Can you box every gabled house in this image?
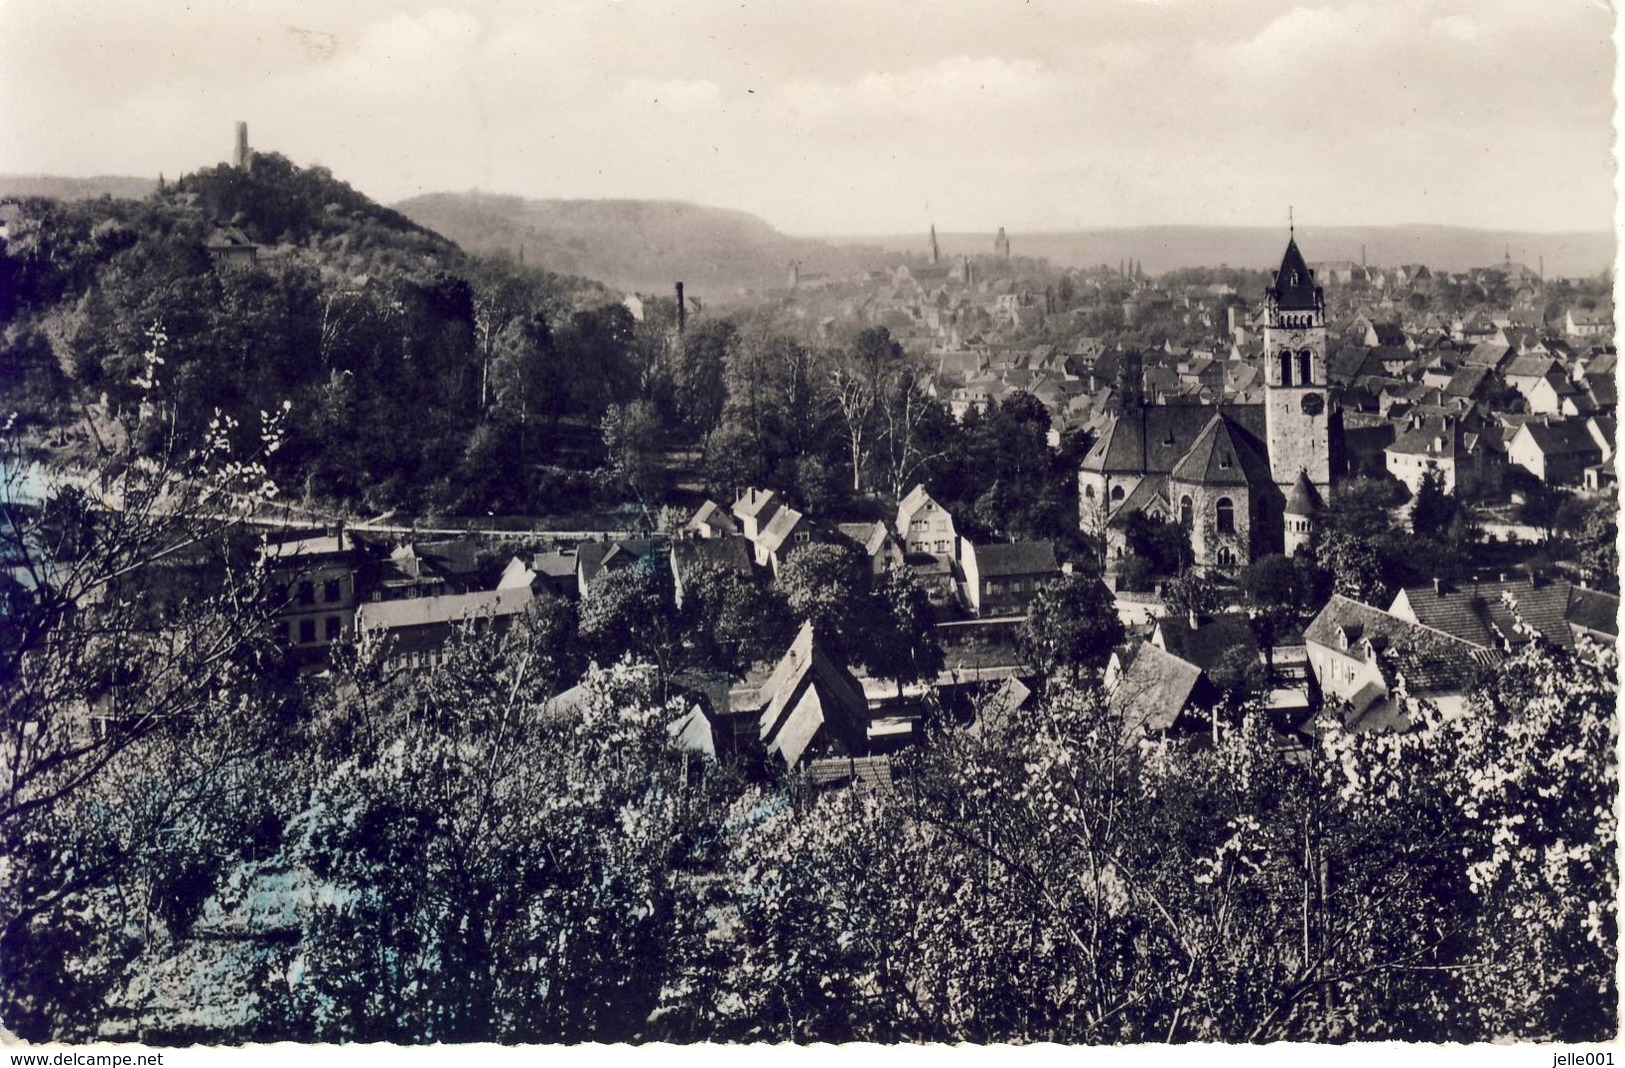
[1304,594,1497,732]
[960,539,1060,617]
[752,623,871,770]
[1390,575,1577,653]
[1506,420,1603,485]
[895,484,958,559]
[261,530,361,661]
[204,225,258,270]
[670,536,754,608]
[686,499,741,539]
[1384,414,1500,497]
[355,586,536,671]
[1565,307,1612,338]
[497,547,578,600]
[1106,641,1216,739]
[576,538,660,597]
[732,488,782,542]
[755,504,817,574]
[836,521,905,576]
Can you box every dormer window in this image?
[1289,270,1299,285]
[1219,453,1233,470]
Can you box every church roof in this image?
[1268,237,1322,312]
[1168,414,1272,487]
[1284,470,1323,515]
[1081,404,1266,476]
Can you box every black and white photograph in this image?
[0,0,1618,1055]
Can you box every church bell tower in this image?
[1263,231,1331,502]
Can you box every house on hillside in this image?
[204,225,258,270]
[755,503,816,573]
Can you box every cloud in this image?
[619,78,724,113]
[1431,14,1479,41]
[777,56,1063,121]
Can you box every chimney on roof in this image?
[1432,577,1442,596]
[675,281,686,335]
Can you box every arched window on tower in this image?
[1084,483,1095,500]
[1216,497,1235,534]
[1278,352,1293,387]
[1297,349,1313,385]
[1179,495,1193,527]
[1110,484,1124,503]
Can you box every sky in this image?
[0,0,1616,236]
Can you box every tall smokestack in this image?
[233,121,250,169]
[675,281,686,334]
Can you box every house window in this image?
[1110,485,1125,503]
[1179,495,1193,527]
[286,621,297,645]
[298,581,315,606]
[324,578,342,602]
[298,618,316,644]
[1217,546,1236,567]
[1216,497,1235,534]
[324,616,341,641]
[794,531,810,544]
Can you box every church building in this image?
[1079,235,1341,570]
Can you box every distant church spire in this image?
[929,223,940,265]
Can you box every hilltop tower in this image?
[1263,232,1332,506]
[994,227,1010,260]
[929,224,940,265]
[675,281,686,334]
[233,121,252,170]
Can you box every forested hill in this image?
[1,154,621,516]
[394,192,894,296]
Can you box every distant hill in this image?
[395,193,894,297]
[0,174,158,201]
[850,226,1616,281]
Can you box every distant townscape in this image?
[0,125,1616,1045]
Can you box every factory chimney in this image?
[675,281,686,335]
